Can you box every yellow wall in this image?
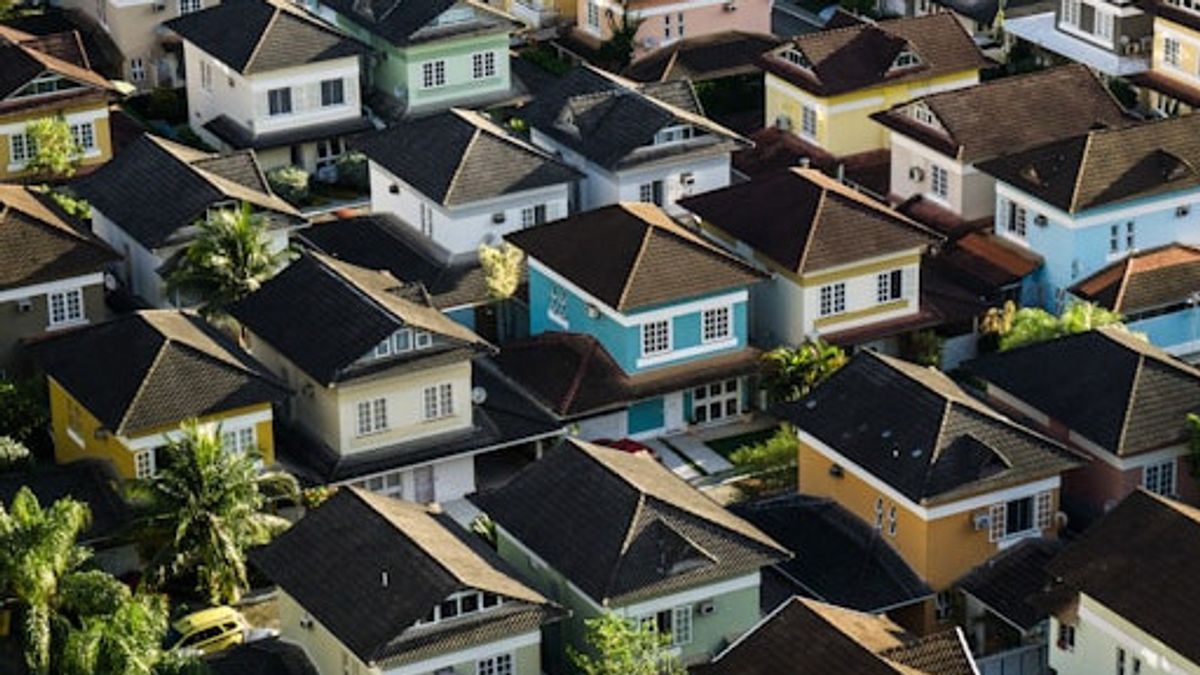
[0,101,113,181]
[1152,17,1200,82]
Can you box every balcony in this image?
[510,0,559,28]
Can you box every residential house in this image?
[227,251,562,501]
[975,114,1200,312]
[498,202,766,439]
[521,65,749,216]
[73,133,301,308]
[353,109,581,261]
[471,438,791,670]
[572,0,772,59]
[314,0,516,116]
[692,597,979,675]
[167,0,374,173]
[0,26,116,181]
[1003,0,1152,77]
[967,327,1200,523]
[759,13,990,158]
[680,167,943,350]
[29,310,288,480]
[777,351,1083,630]
[1039,490,1200,675]
[1131,0,1200,115]
[250,487,562,675]
[917,0,1054,51]
[0,184,117,373]
[623,31,784,84]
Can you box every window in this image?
[1036,490,1054,530]
[1165,37,1182,67]
[692,379,740,424]
[1057,622,1076,651]
[664,12,671,38]
[420,203,434,236]
[1117,647,1126,675]
[477,653,513,675]
[421,60,446,88]
[639,180,664,206]
[641,606,692,647]
[415,330,432,349]
[676,12,685,37]
[414,464,435,503]
[655,125,694,144]
[641,320,671,356]
[874,497,884,529]
[471,52,496,79]
[9,133,33,164]
[801,105,817,138]
[987,492,1051,541]
[680,171,695,194]
[423,384,454,420]
[134,450,155,479]
[876,269,903,303]
[891,49,920,69]
[1110,223,1119,253]
[783,48,811,69]
[1006,201,1027,238]
[521,204,547,227]
[1144,460,1177,496]
[48,288,84,326]
[548,285,568,323]
[130,58,145,82]
[356,398,387,436]
[887,505,897,537]
[1126,221,1135,250]
[1096,9,1113,39]
[1061,0,1079,25]
[702,306,731,342]
[586,0,600,28]
[934,591,954,622]
[355,471,403,498]
[267,87,292,116]
[930,164,949,199]
[316,138,344,171]
[320,78,344,106]
[911,103,935,126]
[818,283,846,317]
[220,427,255,455]
[70,123,95,151]
[179,0,201,13]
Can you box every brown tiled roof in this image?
[623,31,783,83]
[0,185,118,292]
[0,28,112,104]
[759,14,990,97]
[1129,69,1200,109]
[956,537,1062,631]
[1069,243,1200,314]
[934,231,1043,293]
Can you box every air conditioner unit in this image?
[16,298,32,313]
[774,115,791,131]
[723,1,737,10]
[1034,213,1048,227]
[152,1,166,11]
[696,600,716,616]
[972,511,991,531]
[908,166,925,182]
[1177,205,1191,218]
[298,614,314,630]
[641,36,660,49]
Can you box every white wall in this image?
[576,409,628,440]
[342,453,476,503]
[91,209,170,308]
[889,132,998,223]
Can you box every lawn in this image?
[706,428,779,460]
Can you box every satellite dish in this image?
[471,387,488,404]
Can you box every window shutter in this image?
[988,503,1005,542]
[902,266,917,299]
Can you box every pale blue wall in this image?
[1129,306,1200,353]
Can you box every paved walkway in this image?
[643,438,703,482]
[663,433,734,475]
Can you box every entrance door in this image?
[413,465,435,503]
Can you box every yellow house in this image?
[778,351,1083,630]
[0,26,116,182]
[760,13,990,157]
[32,310,288,479]
[1133,0,1200,115]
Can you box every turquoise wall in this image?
[627,397,665,434]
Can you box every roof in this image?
[73,134,299,250]
[30,310,288,437]
[351,109,580,207]
[931,0,1049,25]
[871,65,1128,164]
[1145,0,1200,34]
[250,488,556,665]
[1069,243,1200,314]
[967,327,1200,458]
[623,31,784,83]
[976,114,1200,214]
[0,27,113,114]
[319,0,513,46]
[777,351,1082,506]
[694,597,977,675]
[506,202,763,312]
[521,65,748,170]
[680,168,942,276]
[930,230,1043,294]
[1040,490,1200,664]
[204,638,319,675]
[0,185,118,292]
[204,114,376,152]
[0,460,130,542]
[956,537,1061,631]
[472,438,790,606]
[731,495,931,613]
[759,14,990,97]
[166,0,363,75]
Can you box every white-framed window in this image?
[783,48,811,69]
[521,204,547,227]
[692,379,740,424]
[48,288,84,326]
[586,0,600,28]
[1036,491,1054,530]
[422,384,454,420]
[640,606,692,647]
[1125,221,1135,250]
[179,0,201,13]
[641,320,671,356]
[676,11,684,37]
[220,426,255,455]
[702,306,731,343]
[9,132,34,165]
[1061,0,1079,26]
[267,87,292,116]
[421,60,447,89]
[987,490,1052,542]
[911,102,936,126]
[420,203,434,236]
[1006,201,1027,238]
[891,49,920,69]
[818,282,845,317]
[199,60,212,91]
[130,58,146,82]
[548,285,568,323]
[355,470,403,498]
[477,652,513,675]
[1096,9,1113,39]
[471,51,497,79]
[418,590,504,627]
[930,164,949,199]
[801,105,817,138]
[1165,37,1182,67]
[316,138,344,171]
[638,180,664,206]
[320,78,344,106]
[887,504,898,537]
[874,497,884,529]
[356,398,387,436]
[876,269,902,303]
[134,450,155,479]
[1144,460,1177,496]
[1057,622,1076,651]
[70,122,95,151]
[664,12,671,38]
[415,330,432,349]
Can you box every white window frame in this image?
[356,398,388,436]
[320,78,345,107]
[421,60,447,89]
[476,652,513,675]
[691,379,740,424]
[800,105,817,138]
[876,269,903,304]
[267,87,292,116]
[702,306,731,343]
[586,0,600,29]
[70,122,95,151]
[9,132,33,165]
[641,320,671,356]
[471,51,497,80]
[1006,200,1027,238]
[1165,36,1182,67]
[521,203,547,228]
[220,426,256,455]
[199,59,213,92]
[130,57,146,82]
[930,164,949,200]
[1143,460,1177,496]
[355,470,403,498]
[47,288,85,327]
[818,282,846,317]
[987,490,1052,542]
[422,383,454,420]
[134,449,155,479]
[548,284,568,324]
[179,0,201,13]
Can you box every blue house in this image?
[498,203,766,439]
[976,114,1200,313]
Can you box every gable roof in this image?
[166,0,363,75]
[228,251,491,386]
[250,488,554,666]
[623,31,784,83]
[759,13,990,97]
[352,109,580,207]
[976,113,1200,214]
[871,65,1128,164]
[319,0,513,46]
[956,537,1061,632]
[1069,243,1200,314]
[471,438,789,606]
[967,327,1200,457]
[73,134,299,249]
[30,310,288,437]
[506,202,764,312]
[680,168,942,276]
[0,27,112,110]
[777,351,1082,506]
[0,185,118,292]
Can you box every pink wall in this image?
[575,0,772,56]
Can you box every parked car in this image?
[165,606,249,655]
[594,438,656,458]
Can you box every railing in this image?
[510,0,558,28]
[976,643,1048,675]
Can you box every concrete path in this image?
[643,438,703,482]
[664,433,734,475]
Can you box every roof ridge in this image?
[797,186,827,273]
[615,208,657,310]
[1114,353,1146,456]
[115,332,172,435]
[243,4,283,73]
[1068,132,1095,213]
[582,64,745,144]
[604,490,649,603]
[1112,256,1135,311]
[559,337,596,413]
[442,125,482,204]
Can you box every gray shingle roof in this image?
[956,537,1061,631]
[623,31,784,83]
[0,27,112,104]
[0,185,117,292]
[319,0,512,46]
[1069,243,1200,314]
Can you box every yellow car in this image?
[165,606,249,655]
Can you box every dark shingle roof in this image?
[204,114,375,151]
[352,109,580,207]
[623,31,784,83]
[0,27,112,104]
[956,537,1061,631]
[506,202,763,312]
[0,460,130,542]
[681,168,941,276]
[30,310,288,436]
[204,638,319,675]
[250,488,555,665]
[0,185,118,292]
[1069,243,1200,314]
[319,0,512,46]
[777,351,1082,505]
[472,438,789,606]
[967,327,1200,458]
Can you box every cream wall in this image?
[887,132,997,222]
[1049,595,1200,675]
[338,360,473,454]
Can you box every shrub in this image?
[729,425,798,492]
[266,165,310,204]
[0,436,31,471]
[0,378,50,454]
[334,152,369,192]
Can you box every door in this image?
[414,465,435,503]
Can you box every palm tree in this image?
[164,202,294,314]
[761,339,848,403]
[130,420,297,605]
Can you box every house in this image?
[227,251,562,502]
[72,133,301,308]
[692,597,979,675]
[29,310,289,480]
[572,0,772,59]
[623,31,784,84]
[870,65,1128,228]
[0,184,117,373]
[498,202,766,439]
[916,0,1053,49]
[967,327,1200,523]
[0,26,116,181]
[776,351,1084,630]
[521,65,750,216]
[975,114,1200,312]
[1130,0,1200,116]
[314,0,517,116]
[250,487,563,675]
[471,438,791,670]
[166,0,374,174]
[1038,490,1200,675]
[680,167,943,350]
[352,109,581,261]
[759,13,990,158]
[1003,0,1152,78]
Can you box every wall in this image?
[1152,15,1200,94]
[1130,306,1200,357]
[1048,595,1200,675]
[337,359,474,454]
[574,0,771,55]
[278,590,367,675]
[341,453,476,503]
[0,277,106,373]
[0,103,112,180]
[888,132,997,222]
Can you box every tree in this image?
[760,339,848,403]
[729,425,799,492]
[130,420,297,605]
[982,300,1134,351]
[164,202,295,314]
[25,116,82,179]
[569,613,685,675]
[0,435,31,471]
[478,242,524,300]
[600,3,643,70]
[0,377,50,452]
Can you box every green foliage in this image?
[470,513,497,548]
[521,45,573,75]
[761,339,848,403]
[729,425,799,491]
[600,4,644,70]
[982,300,1136,351]
[1107,77,1138,109]
[50,190,92,220]
[265,165,310,204]
[0,377,50,453]
[901,329,944,367]
[508,117,529,133]
[26,116,82,178]
[0,0,14,19]
[0,435,32,471]
[144,88,188,123]
[693,75,764,116]
[478,242,524,300]
[569,613,685,675]
[300,485,336,510]
[334,152,370,192]
[130,420,298,605]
